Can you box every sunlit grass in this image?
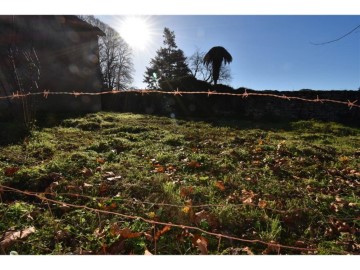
[0,113,359,254]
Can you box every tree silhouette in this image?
[188,48,231,84]
[143,28,190,89]
[203,46,232,85]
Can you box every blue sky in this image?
[97,15,360,91]
[5,0,360,91]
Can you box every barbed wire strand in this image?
[38,190,313,215]
[0,89,358,109]
[0,184,316,253]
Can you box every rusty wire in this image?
[0,184,317,253]
[0,88,358,109]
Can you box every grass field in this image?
[0,112,359,254]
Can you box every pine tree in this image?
[143,27,190,89]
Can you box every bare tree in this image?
[79,15,134,90]
[188,48,232,84]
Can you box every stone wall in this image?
[101,89,360,126]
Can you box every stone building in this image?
[0,15,104,115]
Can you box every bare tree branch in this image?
[311,24,360,45]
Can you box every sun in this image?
[118,16,153,51]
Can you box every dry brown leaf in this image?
[98,183,109,195]
[262,241,281,254]
[258,200,267,209]
[194,210,218,229]
[0,227,36,249]
[241,246,254,255]
[155,166,165,173]
[187,161,201,168]
[96,157,106,164]
[154,225,171,241]
[103,239,125,254]
[180,186,194,198]
[192,234,208,255]
[4,167,20,177]
[214,181,225,191]
[241,189,256,205]
[120,228,143,239]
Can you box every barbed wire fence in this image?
[0,88,359,109]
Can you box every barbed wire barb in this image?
[43,90,49,99]
[347,99,358,109]
[174,88,182,96]
[242,89,249,98]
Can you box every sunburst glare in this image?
[117,16,155,51]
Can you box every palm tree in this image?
[203,46,232,85]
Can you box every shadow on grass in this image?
[0,111,89,146]
[0,121,29,146]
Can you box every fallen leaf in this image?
[154,225,171,241]
[96,157,106,164]
[214,181,225,191]
[187,161,201,168]
[110,225,142,239]
[194,210,218,228]
[180,186,194,198]
[98,183,109,195]
[118,228,142,239]
[241,246,254,255]
[262,241,280,254]
[338,156,349,163]
[241,189,256,205]
[0,227,36,250]
[93,228,105,238]
[155,166,165,173]
[81,167,93,177]
[258,200,267,209]
[4,167,20,177]
[103,202,117,211]
[191,234,208,255]
[102,239,125,255]
[295,241,307,248]
[66,185,81,192]
[144,232,153,241]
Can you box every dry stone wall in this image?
[101,89,360,125]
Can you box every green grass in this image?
[0,113,359,255]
